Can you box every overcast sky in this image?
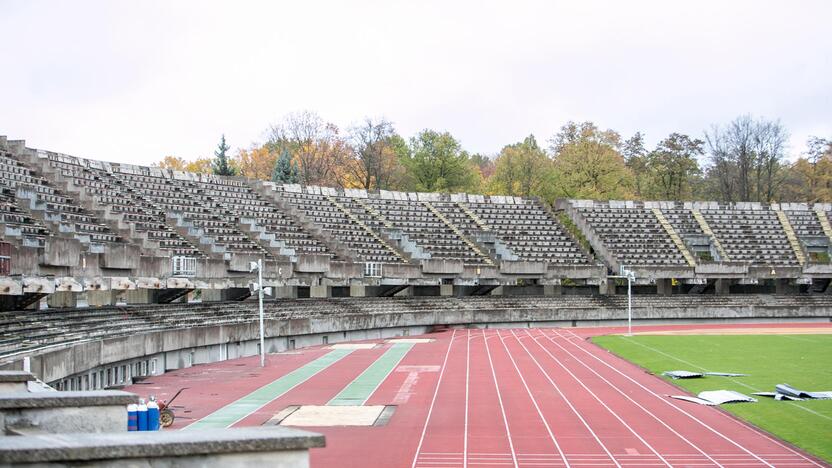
[1,0,830,166]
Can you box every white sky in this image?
[1,0,830,165]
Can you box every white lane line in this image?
[557,329,798,468]
[525,329,672,468]
[464,329,470,468]
[508,329,621,468]
[483,329,520,467]
[412,329,457,468]
[495,329,571,468]
[534,330,722,467]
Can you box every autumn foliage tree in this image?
[549,122,634,200]
[490,135,557,201]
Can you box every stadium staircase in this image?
[652,208,697,267]
[691,208,730,261]
[421,201,495,266]
[774,208,807,266]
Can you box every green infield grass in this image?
[592,333,832,463]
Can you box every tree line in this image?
[154,111,832,203]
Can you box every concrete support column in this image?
[200,289,224,302]
[87,290,117,307]
[274,286,298,299]
[598,278,616,296]
[656,278,673,296]
[47,291,77,309]
[775,279,796,294]
[715,279,731,295]
[349,284,367,297]
[125,289,155,305]
[310,285,331,298]
[439,284,454,297]
[543,284,563,296]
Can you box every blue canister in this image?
[137,398,148,431]
[127,403,138,431]
[147,397,160,431]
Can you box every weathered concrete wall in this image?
[5,300,829,387]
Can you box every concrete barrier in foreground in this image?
[0,426,325,467]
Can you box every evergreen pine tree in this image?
[212,134,236,176]
[271,149,299,183]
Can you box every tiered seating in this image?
[0,186,50,247]
[701,205,797,265]
[468,198,590,264]
[191,177,330,257]
[363,196,487,264]
[576,203,686,266]
[782,205,826,239]
[0,150,120,250]
[45,154,203,257]
[111,168,269,257]
[277,187,400,263]
[663,207,707,238]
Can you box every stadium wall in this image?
[2,300,830,389]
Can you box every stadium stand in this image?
[2,135,832,312]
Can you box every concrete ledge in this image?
[0,371,34,383]
[0,427,325,464]
[0,390,137,409]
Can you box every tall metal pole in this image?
[627,272,633,336]
[258,258,265,368]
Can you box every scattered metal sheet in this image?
[669,395,718,406]
[670,390,757,405]
[664,370,704,379]
[777,383,832,400]
[663,370,748,379]
[752,392,804,401]
[698,390,757,404]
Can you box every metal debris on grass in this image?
[753,383,832,401]
[663,370,748,379]
[670,390,757,405]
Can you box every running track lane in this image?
[316,335,454,468]
[546,328,824,467]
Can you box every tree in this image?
[490,135,556,200]
[549,122,634,200]
[401,129,478,192]
[347,118,408,190]
[645,133,704,200]
[622,132,650,199]
[704,115,788,202]
[267,111,352,186]
[212,134,236,176]
[234,145,277,180]
[154,155,211,174]
[271,149,299,184]
[781,137,832,202]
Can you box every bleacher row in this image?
[2,138,832,275]
[563,200,832,268]
[3,294,831,359]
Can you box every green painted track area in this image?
[593,333,832,463]
[329,343,414,406]
[186,349,354,429]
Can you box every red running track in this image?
[124,323,831,468]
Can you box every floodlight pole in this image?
[608,268,635,336]
[627,270,633,336]
[257,258,265,368]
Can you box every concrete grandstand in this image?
[2,135,832,389]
